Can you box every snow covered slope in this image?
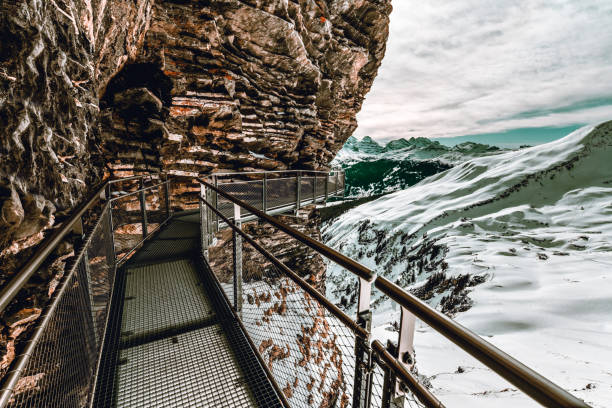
[333,136,505,197]
[323,123,612,407]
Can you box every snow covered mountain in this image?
[333,135,505,197]
[323,123,612,407]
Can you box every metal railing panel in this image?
[1,207,114,408]
[199,176,591,408]
[0,174,178,408]
[200,196,365,408]
[265,177,298,211]
[110,193,144,262]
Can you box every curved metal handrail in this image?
[0,200,112,407]
[199,178,372,282]
[199,194,368,339]
[213,169,342,177]
[198,177,591,408]
[0,181,107,314]
[0,173,168,315]
[371,340,445,408]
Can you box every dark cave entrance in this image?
[99,63,173,176]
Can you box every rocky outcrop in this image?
[0,0,155,380]
[101,0,392,176]
[0,0,154,284]
[0,0,391,383]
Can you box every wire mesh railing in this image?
[213,170,345,222]
[199,176,436,408]
[201,196,367,408]
[0,168,588,408]
[0,174,174,408]
[198,176,591,408]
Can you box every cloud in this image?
[357,0,612,140]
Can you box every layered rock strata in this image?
[102,0,392,176]
[0,0,154,379]
[0,0,391,383]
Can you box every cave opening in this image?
[99,63,173,175]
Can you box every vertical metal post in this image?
[382,307,417,407]
[214,175,220,233]
[164,174,171,219]
[381,341,403,408]
[106,204,117,269]
[207,187,214,245]
[200,183,209,260]
[313,172,317,204]
[396,307,416,394]
[138,178,148,238]
[105,183,112,202]
[342,171,346,200]
[295,171,302,213]
[353,277,373,408]
[335,171,340,196]
[262,173,268,213]
[324,172,329,204]
[72,215,85,240]
[232,203,243,316]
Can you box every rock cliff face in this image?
[102,0,392,177]
[0,0,154,283]
[0,0,390,381]
[0,0,155,378]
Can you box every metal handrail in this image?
[199,195,368,339]
[371,340,444,408]
[108,180,168,201]
[0,200,112,407]
[0,181,107,314]
[0,173,169,315]
[375,277,590,408]
[213,169,342,177]
[199,178,371,281]
[0,172,173,407]
[198,177,590,408]
[198,248,292,408]
[106,172,160,185]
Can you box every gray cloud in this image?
[357,0,612,140]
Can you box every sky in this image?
[356,0,612,145]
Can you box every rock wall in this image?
[0,0,391,382]
[102,0,392,176]
[0,0,154,283]
[0,0,154,378]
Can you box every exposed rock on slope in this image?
[323,123,612,406]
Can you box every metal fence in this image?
[199,177,435,408]
[198,176,591,408]
[213,170,345,222]
[202,198,365,408]
[0,168,589,408]
[0,174,173,408]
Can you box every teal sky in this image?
[355,1,612,145]
[431,125,583,148]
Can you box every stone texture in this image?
[101,0,392,178]
[0,0,154,379]
[0,0,390,383]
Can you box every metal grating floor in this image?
[94,212,273,408]
[120,259,216,345]
[116,325,254,408]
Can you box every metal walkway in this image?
[93,213,282,408]
[0,171,590,408]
